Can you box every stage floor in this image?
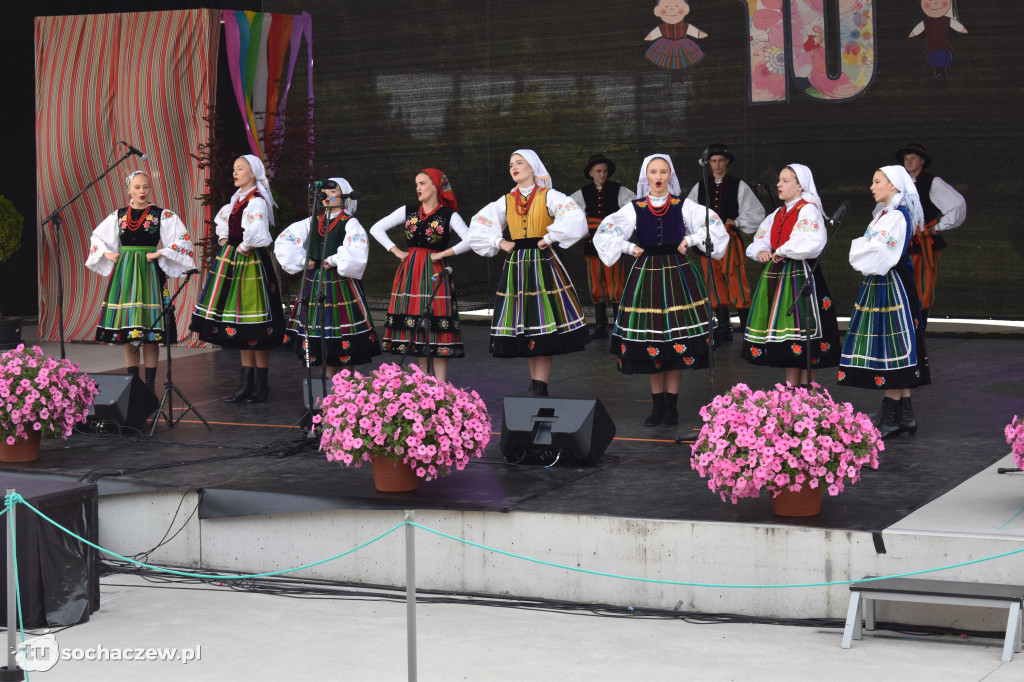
[9,323,1024,533]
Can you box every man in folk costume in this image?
[571,154,636,339]
[686,143,765,340]
[892,143,966,331]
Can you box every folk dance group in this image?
[86,143,964,439]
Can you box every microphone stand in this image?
[698,150,718,400]
[399,266,450,376]
[146,269,211,435]
[785,202,849,390]
[41,149,139,359]
[297,183,327,436]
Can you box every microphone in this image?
[697,146,711,167]
[827,200,851,226]
[119,141,148,161]
[343,190,363,201]
[431,266,453,281]
[184,268,200,276]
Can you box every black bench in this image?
[842,576,1024,661]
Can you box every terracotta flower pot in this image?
[770,485,822,517]
[370,456,419,492]
[0,430,42,463]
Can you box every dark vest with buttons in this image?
[695,175,741,222]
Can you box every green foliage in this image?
[0,195,24,263]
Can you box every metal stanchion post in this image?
[405,510,417,682]
[3,489,24,681]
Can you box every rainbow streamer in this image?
[221,10,313,161]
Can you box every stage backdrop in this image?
[34,10,220,344]
[264,0,1022,321]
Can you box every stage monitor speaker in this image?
[500,397,615,467]
[87,373,159,430]
[302,377,334,410]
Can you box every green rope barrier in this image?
[5,494,405,581]
[405,522,1024,589]
[5,493,1024,591]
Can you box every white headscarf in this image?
[636,153,681,199]
[124,170,148,189]
[879,165,925,235]
[511,149,552,189]
[786,163,822,208]
[329,177,358,215]
[232,154,277,225]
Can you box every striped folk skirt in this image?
[189,244,284,350]
[287,265,381,367]
[838,261,930,390]
[96,246,175,344]
[490,245,589,358]
[382,247,464,359]
[645,38,705,70]
[742,259,841,368]
[610,249,714,375]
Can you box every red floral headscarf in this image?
[420,168,457,211]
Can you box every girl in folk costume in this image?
[275,178,380,377]
[86,171,196,392]
[594,154,729,427]
[468,149,590,396]
[743,164,841,386]
[838,166,930,438]
[369,169,467,382]
[190,155,285,404]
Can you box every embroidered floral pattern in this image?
[684,356,695,366]
[791,343,803,355]
[820,341,830,352]
[750,347,763,358]
[822,296,832,310]
[793,218,821,233]
[874,375,885,386]
[646,346,659,357]
[837,370,846,382]
[673,343,686,354]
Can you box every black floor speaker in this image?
[87,373,159,430]
[302,377,334,410]
[500,397,615,467]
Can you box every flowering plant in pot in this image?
[689,383,883,513]
[314,362,491,491]
[0,345,98,460]
[1006,416,1024,471]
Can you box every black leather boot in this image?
[144,367,157,393]
[645,393,665,427]
[661,392,679,426]
[126,365,140,379]
[224,367,255,403]
[248,367,270,403]
[715,307,733,342]
[898,397,917,437]
[877,397,901,439]
[529,380,549,397]
[591,303,609,339]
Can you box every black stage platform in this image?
[8,324,1023,533]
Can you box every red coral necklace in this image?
[513,189,538,216]
[124,204,152,231]
[647,195,671,217]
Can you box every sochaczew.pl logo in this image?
[15,634,201,671]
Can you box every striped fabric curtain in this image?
[34,10,220,345]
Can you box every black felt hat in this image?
[895,143,933,168]
[583,153,616,180]
[704,143,735,163]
